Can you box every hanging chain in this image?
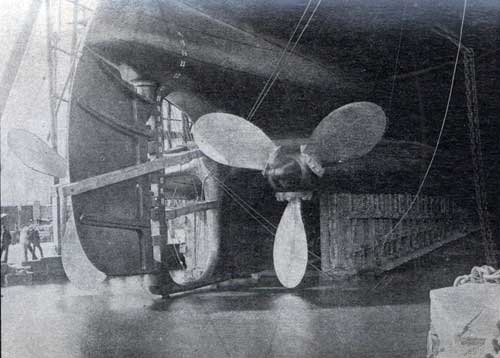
[462,46,497,265]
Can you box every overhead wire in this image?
[387,0,408,116]
[247,0,323,121]
[246,0,314,120]
[202,167,326,273]
[182,0,468,278]
[205,168,323,264]
[379,0,469,248]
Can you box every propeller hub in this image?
[263,146,316,192]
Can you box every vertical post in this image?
[148,97,176,292]
[320,193,356,278]
[133,81,158,271]
[17,205,22,232]
[46,0,58,161]
[46,0,63,255]
[158,174,170,285]
[51,189,60,252]
[131,98,144,269]
[166,101,173,149]
[320,193,331,273]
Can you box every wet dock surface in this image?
[1,238,484,358]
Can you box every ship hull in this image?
[67,0,500,287]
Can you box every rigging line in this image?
[193,157,277,232]
[217,180,277,237]
[207,170,323,262]
[212,173,323,262]
[217,181,324,265]
[209,173,276,234]
[247,0,323,121]
[196,160,324,262]
[203,165,278,230]
[201,158,322,255]
[307,261,340,281]
[248,0,322,121]
[380,0,468,244]
[387,0,408,116]
[246,0,315,120]
[218,181,276,230]
[84,45,120,71]
[308,261,329,276]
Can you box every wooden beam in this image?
[165,200,219,220]
[79,214,149,231]
[59,149,202,197]
[380,227,480,272]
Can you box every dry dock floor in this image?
[1,237,484,358]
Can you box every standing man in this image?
[30,220,43,260]
[1,223,12,263]
[20,225,35,262]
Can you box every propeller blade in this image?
[273,200,308,288]
[304,102,386,164]
[7,129,67,178]
[193,113,277,170]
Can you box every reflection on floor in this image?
[1,235,486,358]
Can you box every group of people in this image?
[0,220,44,263]
[21,221,44,262]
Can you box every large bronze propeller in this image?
[7,102,386,289]
[192,102,386,288]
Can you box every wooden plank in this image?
[320,194,331,272]
[59,149,202,197]
[380,227,480,271]
[165,200,219,220]
[79,214,149,231]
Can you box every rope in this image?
[246,0,315,120]
[247,0,323,121]
[207,170,275,232]
[387,0,408,116]
[204,167,324,264]
[454,266,500,286]
[377,0,468,253]
[215,174,323,262]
